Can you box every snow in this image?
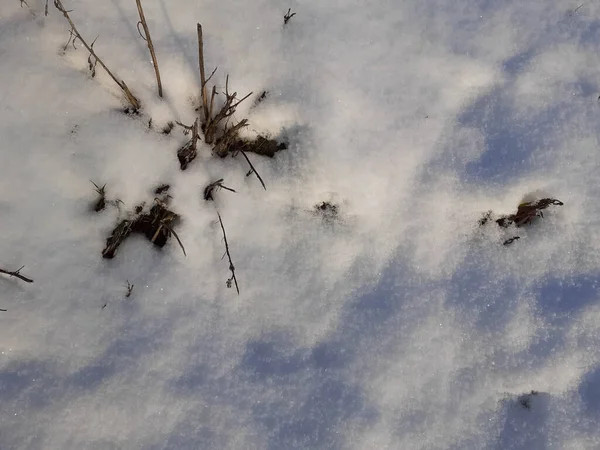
[1,0,600,448]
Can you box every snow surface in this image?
[2,0,600,448]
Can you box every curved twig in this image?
[136,21,148,41]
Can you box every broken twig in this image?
[125,280,134,297]
[239,149,266,190]
[0,266,34,283]
[177,118,200,170]
[54,0,140,110]
[503,236,520,246]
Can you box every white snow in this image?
[2,0,600,448]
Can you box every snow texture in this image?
[1,0,600,448]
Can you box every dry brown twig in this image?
[135,0,163,98]
[0,266,34,283]
[217,212,239,294]
[53,0,140,110]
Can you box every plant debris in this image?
[125,280,134,297]
[102,195,184,259]
[252,90,268,108]
[177,119,200,170]
[91,181,107,212]
[480,198,563,246]
[517,390,539,410]
[162,121,174,135]
[122,106,140,116]
[204,179,236,201]
[154,184,170,195]
[314,201,339,222]
[481,198,564,228]
[228,135,287,158]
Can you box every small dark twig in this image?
[91,180,107,211]
[217,212,239,294]
[204,179,236,201]
[0,308,7,312]
[568,3,584,16]
[503,236,520,246]
[87,36,99,78]
[284,8,296,24]
[239,149,266,190]
[0,266,34,283]
[162,222,186,256]
[204,67,218,90]
[125,280,134,297]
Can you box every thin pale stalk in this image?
[197,24,210,123]
[135,0,163,97]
